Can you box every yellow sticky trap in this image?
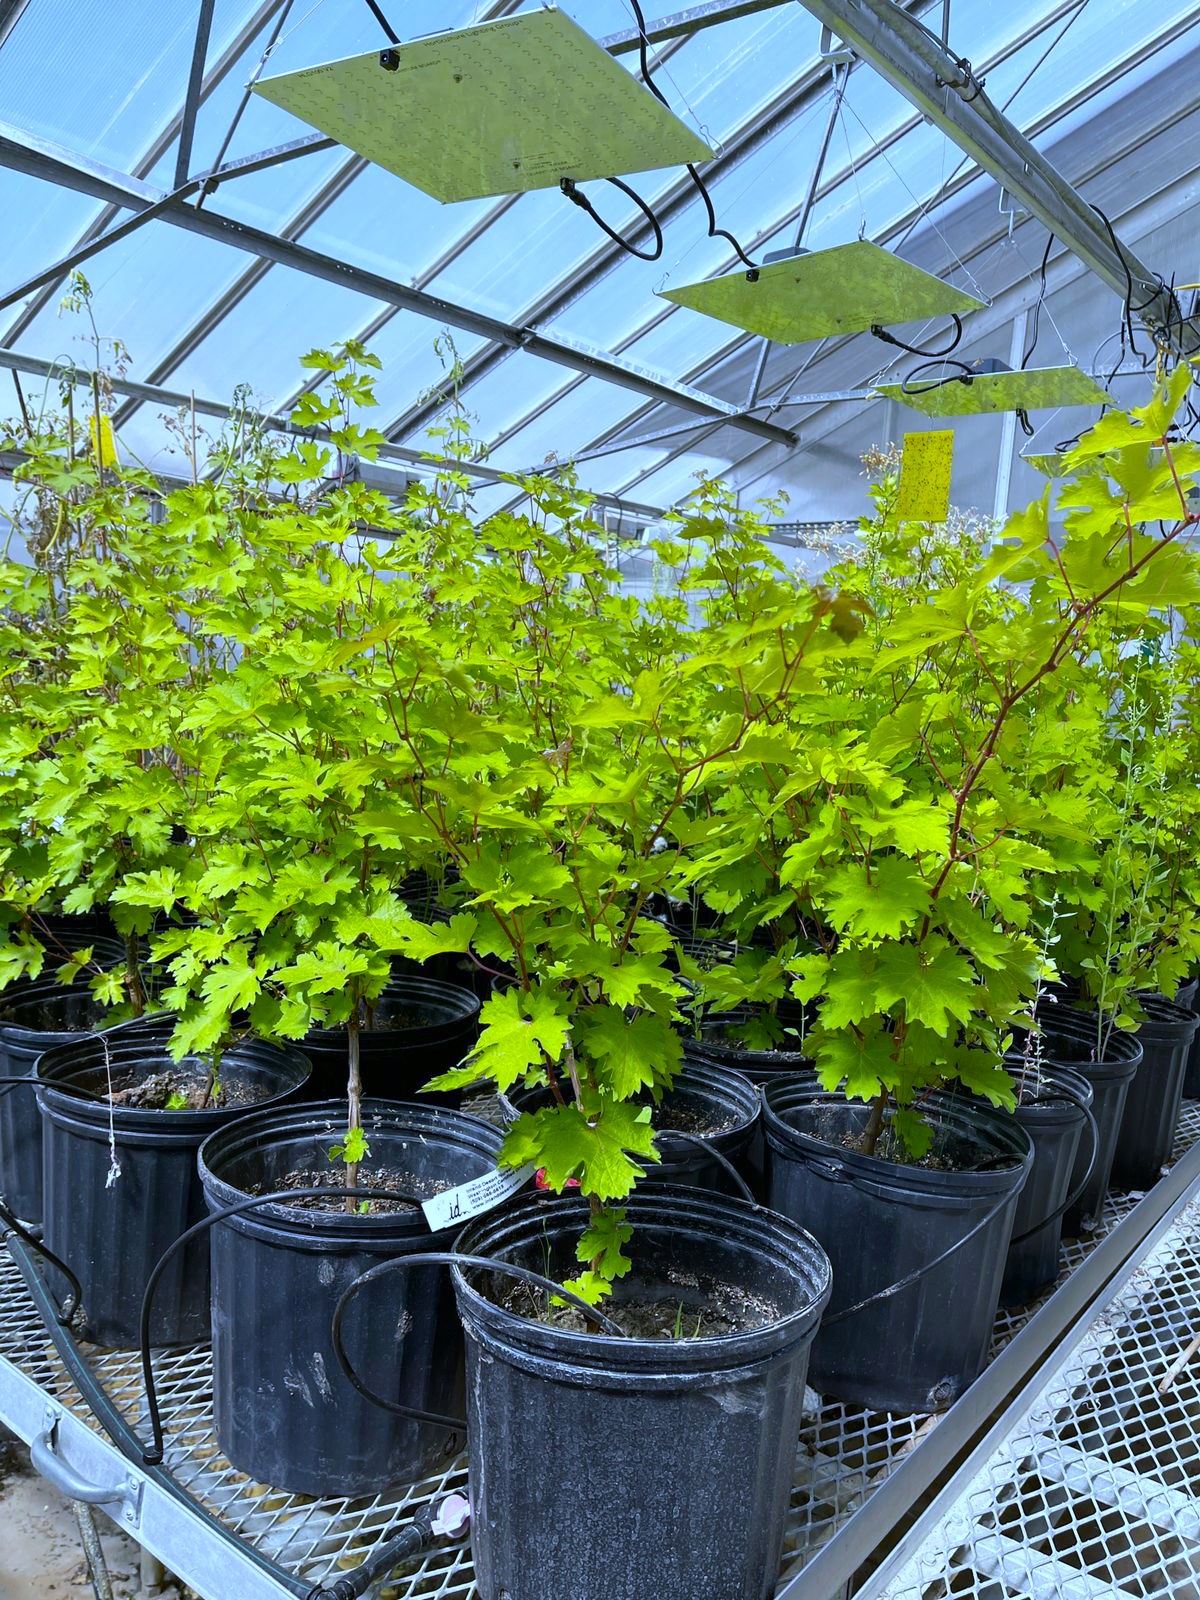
[90,412,119,469]
[896,430,953,522]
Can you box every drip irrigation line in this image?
[823,1184,1018,1328]
[331,1252,629,1426]
[666,1131,756,1204]
[138,1183,434,1463]
[0,1196,81,1321]
[138,1186,624,1462]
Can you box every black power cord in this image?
[1022,230,1054,370]
[872,315,964,362]
[363,0,399,45]
[627,0,758,270]
[560,176,664,261]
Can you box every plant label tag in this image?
[422,1163,536,1233]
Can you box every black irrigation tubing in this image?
[1008,1101,1098,1247]
[0,1196,82,1321]
[331,1253,628,1428]
[666,1129,757,1204]
[817,1165,1043,1329]
[304,1504,440,1600]
[137,1183,429,1464]
[3,1228,315,1600]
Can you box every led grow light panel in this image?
[252,8,713,204]
[876,365,1112,417]
[656,242,984,344]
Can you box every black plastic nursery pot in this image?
[997,1065,1093,1308]
[681,1001,814,1084]
[681,1005,815,1197]
[300,975,481,1103]
[36,1019,310,1348]
[1110,994,1200,1191]
[500,1059,761,1195]
[198,1099,507,1498]
[1179,974,1200,1099]
[762,1080,1032,1413]
[0,983,117,1224]
[452,1186,832,1600]
[1015,1010,1142,1236]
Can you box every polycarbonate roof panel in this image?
[1,0,1198,524]
[7,219,244,381]
[163,273,388,411]
[0,171,109,325]
[0,0,259,170]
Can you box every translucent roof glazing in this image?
[1,0,1197,525]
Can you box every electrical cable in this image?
[627,0,758,270]
[559,177,664,262]
[362,0,399,45]
[898,355,976,395]
[1021,230,1054,370]
[871,314,964,361]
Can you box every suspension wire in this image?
[627,0,758,269]
[794,62,850,251]
[195,0,298,208]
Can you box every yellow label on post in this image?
[90,412,119,469]
[896,430,953,522]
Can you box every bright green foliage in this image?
[680,381,1200,1153]
[3,321,1199,1295]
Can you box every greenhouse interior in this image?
[3,0,1200,1597]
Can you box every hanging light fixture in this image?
[875,358,1112,417]
[658,239,984,343]
[252,8,713,204]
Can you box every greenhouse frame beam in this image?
[0,346,669,521]
[0,0,31,48]
[175,0,218,189]
[599,0,800,51]
[0,0,291,348]
[0,122,796,449]
[0,135,336,313]
[792,0,1200,356]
